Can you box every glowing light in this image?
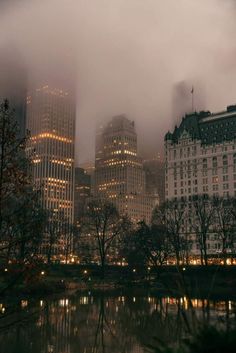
[30,133,72,143]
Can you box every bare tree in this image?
[0,100,47,266]
[123,221,171,271]
[213,197,235,265]
[83,199,131,278]
[192,195,215,266]
[153,200,187,266]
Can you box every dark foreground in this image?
[0,289,235,353]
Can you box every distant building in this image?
[26,85,76,254]
[143,156,165,204]
[94,115,158,224]
[0,47,27,137]
[165,105,236,257]
[74,167,91,227]
[79,161,95,194]
[172,80,206,126]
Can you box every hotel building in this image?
[165,105,236,256]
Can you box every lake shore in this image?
[1,264,236,300]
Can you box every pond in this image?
[0,290,235,353]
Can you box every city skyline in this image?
[1,1,236,163]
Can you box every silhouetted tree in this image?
[83,199,131,278]
[153,200,187,266]
[213,197,235,265]
[192,195,215,266]
[0,100,47,266]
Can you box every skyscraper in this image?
[26,85,76,225]
[94,115,158,224]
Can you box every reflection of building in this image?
[165,105,236,256]
[26,85,76,226]
[143,156,165,204]
[94,115,158,224]
[0,47,27,137]
[74,167,91,227]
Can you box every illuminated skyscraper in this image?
[94,115,158,224]
[26,85,75,224]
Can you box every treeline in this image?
[80,195,236,273]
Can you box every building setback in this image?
[26,85,76,226]
[94,115,158,224]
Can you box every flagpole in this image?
[191,86,194,112]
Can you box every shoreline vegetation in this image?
[1,264,236,299]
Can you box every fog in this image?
[0,0,236,163]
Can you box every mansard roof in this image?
[165,105,236,145]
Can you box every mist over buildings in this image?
[0,0,236,163]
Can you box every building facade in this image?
[74,167,91,227]
[143,156,165,205]
[165,105,236,258]
[94,115,158,224]
[26,85,76,253]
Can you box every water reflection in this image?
[0,293,235,353]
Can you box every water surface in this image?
[0,291,235,353]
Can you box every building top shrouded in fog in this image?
[0,46,27,137]
[26,85,76,224]
[172,80,206,127]
[94,115,158,224]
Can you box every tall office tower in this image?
[143,156,165,205]
[0,47,27,137]
[165,105,236,257]
[74,167,91,227]
[94,115,158,224]
[26,85,76,227]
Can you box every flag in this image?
[191,86,194,94]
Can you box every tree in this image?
[213,197,235,265]
[83,199,131,278]
[153,200,187,266]
[122,221,171,271]
[0,100,47,266]
[192,195,215,266]
[63,220,78,264]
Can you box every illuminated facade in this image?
[74,167,91,227]
[26,85,75,225]
[94,115,158,224]
[165,105,236,257]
